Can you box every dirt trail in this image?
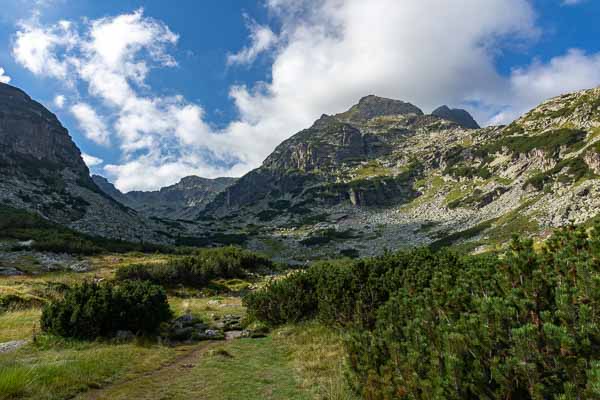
[77,341,220,400]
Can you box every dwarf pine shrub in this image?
[41,280,172,339]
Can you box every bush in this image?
[243,271,318,325]
[246,225,600,399]
[41,280,172,339]
[116,247,273,288]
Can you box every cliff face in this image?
[0,83,169,243]
[0,83,89,177]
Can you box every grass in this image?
[281,322,357,400]
[80,323,354,400]
[0,251,352,400]
[0,337,178,400]
[0,308,40,342]
[169,296,246,321]
[352,161,393,179]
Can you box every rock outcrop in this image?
[432,105,480,129]
[198,87,600,261]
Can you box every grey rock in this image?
[93,174,236,220]
[0,82,170,245]
[114,330,135,342]
[0,340,27,353]
[432,105,480,129]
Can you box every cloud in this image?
[12,2,600,191]
[221,0,539,164]
[70,103,111,145]
[227,15,278,66]
[488,49,600,124]
[81,152,103,167]
[0,68,10,83]
[12,19,78,80]
[53,94,65,108]
[562,0,586,5]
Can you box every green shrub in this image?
[524,156,594,190]
[483,128,586,156]
[246,225,600,399]
[116,247,273,288]
[41,280,172,339]
[243,271,318,325]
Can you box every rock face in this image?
[432,105,480,129]
[0,84,88,175]
[93,175,237,219]
[0,82,167,243]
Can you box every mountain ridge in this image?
[92,174,237,220]
[4,80,600,261]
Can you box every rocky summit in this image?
[3,81,600,262]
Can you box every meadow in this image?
[0,252,355,400]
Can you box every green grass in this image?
[0,308,40,342]
[0,252,353,400]
[0,336,178,400]
[0,364,34,400]
[352,161,394,179]
[82,323,353,400]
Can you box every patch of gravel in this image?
[0,340,28,354]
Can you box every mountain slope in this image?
[199,88,600,261]
[0,82,169,243]
[93,174,237,220]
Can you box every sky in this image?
[1,0,600,192]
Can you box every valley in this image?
[3,81,600,399]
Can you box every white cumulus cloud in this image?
[227,15,278,66]
[53,94,65,108]
[0,68,10,83]
[81,152,103,167]
[488,49,600,124]
[12,2,600,191]
[70,102,111,145]
[12,19,78,80]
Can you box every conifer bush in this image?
[40,280,172,339]
[116,246,273,288]
[244,224,600,399]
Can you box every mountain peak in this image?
[337,95,424,123]
[431,105,480,129]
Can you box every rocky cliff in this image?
[0,82,168,243]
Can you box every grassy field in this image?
[0,252,354,400]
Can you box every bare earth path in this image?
[74,335,311,400]
[77,341,220,400]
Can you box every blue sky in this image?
[1,0,599,191]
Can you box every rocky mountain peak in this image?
[431,105,480,129]
[336,95,424,123]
